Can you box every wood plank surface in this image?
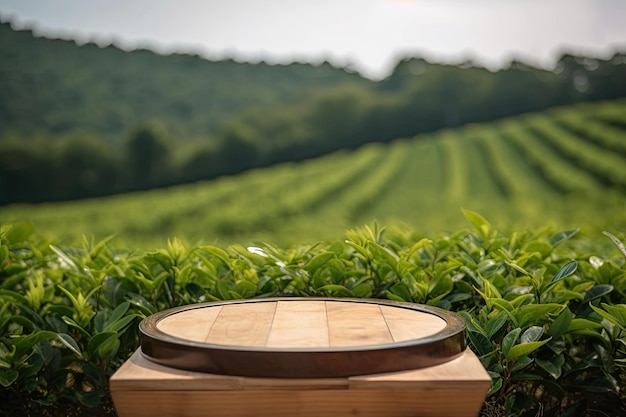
[266,300,329,348]
[206,302,276,346]
[349,349,491,390]
[111,348,490,417]
[110,350,244,391]
[326,302,394,346]
[156,305,222,343]
[112,389,486,417]
[380,305,447,342]
[154,300,451,348]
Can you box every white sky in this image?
[1,0,625,79]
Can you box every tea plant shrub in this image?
[1,212,625,416]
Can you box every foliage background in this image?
[1,216,625,417]
[1,12,625,417]
[1,20,625,204]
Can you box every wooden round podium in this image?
[139,298,466,377]
[111,298,491,417]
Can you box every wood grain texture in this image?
[380,304,447,342]
[112,389,486,417]
[156,305,222,343]
[349,349,491,390]
[326,301,393,346]
[139,299,468,377]
[266,300,329,348]
[151,300,454,347]
[111,348,491,417]
[206,302,276,346]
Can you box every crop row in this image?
[552,112,626,154]
[333,140,411,221]
[496,118,602,193]
[523,115,626,187]
[0,100,624,247]
[205,146,384,235]
[471,126,549,199]
[438,129,468,201]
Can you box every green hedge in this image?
[1,212,625,416]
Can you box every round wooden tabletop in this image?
[140,298,466,378]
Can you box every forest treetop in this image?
[1,18,625,204]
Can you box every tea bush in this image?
[1,212,625,416]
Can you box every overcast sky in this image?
[1,0,625,79]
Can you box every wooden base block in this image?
[110,348,491,417]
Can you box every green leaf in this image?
[389,282,412,302]
[552,289,584,303]
[57,333,83,358]
[215,280,232,300]
[511,355,533,372]
[462,209,491,238]
[506,338,551,361]
[104,314,136,334]
[566,318,603,333]
[504,261,531,276]
[344,240,370,259]
[548,308,573,338]
[485,313,507,338]
[490,298,515,313]
[582,285,613,303]
[88,235,116,259]
[4,222,35,245]
[0,369,19,388]
[61,316,90,338]
[50,245,81,272]
[486,371,502,397]
[87,331,114,355]
[198,246,231,268]
[104,302,130,330]
[590,303,626,331]
[368,241,398,269]
[0,245,8,266]
[384,291,406,302]
[502,328,521,357]
[536,354,565,379]
[185,282,205,299]
[467,330,493,356]
[126,293,157,315]
[522,241,553,258]
[76,390,102,407]
[304,252,335,274]
[87,331,119,360]
[428,275,453,299]
[405,238,432,258]
[521,326,543,343]
[570,377,615,393]
[0,289,30,307]
[549,229,579,247]
[514,303,564,328]
[351,283,372,298]
[233,280,257,299]
[603,231,626,258]
[5,315,37,333]
[11,330,57,359]
[318,284,353,296]
[547,260,577,287]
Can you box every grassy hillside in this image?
[1,99,624,249]
[3,19,626,205]
[0,20,365,141]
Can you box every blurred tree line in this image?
[1,19,625,204]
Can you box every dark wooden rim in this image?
[139,297,466,378]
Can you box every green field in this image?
[1,99,625,249]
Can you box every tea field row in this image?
[1,99,624,248]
